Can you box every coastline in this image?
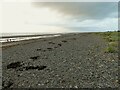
[2,33,118,88]
[1,34,62,49]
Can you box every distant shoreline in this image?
[1,34,61,49]
[1,33,61,38]
[1,31,111,38]
[1,31,118,49]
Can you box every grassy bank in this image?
[96,31,119,53]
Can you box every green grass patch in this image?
[102,31,118,42]
[95,31,119,53]
[105,46,117,53]
[109,42,118,47]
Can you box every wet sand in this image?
[2,33,118,88]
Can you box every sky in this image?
[2,1,118,33]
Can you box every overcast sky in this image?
[2,2,118,33]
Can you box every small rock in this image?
[48,41,55,44]
[30,56,39,60]
[58,44,62,46]
[7,62,22,69]
[36,49,42,51]
[69,85,72,88]
[62,40,67,43]
[47,48,53,50]
[74,85,78,88]
[38,83,41,86]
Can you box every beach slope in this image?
[2,33,118,88]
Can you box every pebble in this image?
[74,85,78,88]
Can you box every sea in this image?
[0,33,61,43]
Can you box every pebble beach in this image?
[2,33,119,89]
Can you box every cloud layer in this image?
[32,2,118,31]
[33,2,118,20]
[2,2,118,33]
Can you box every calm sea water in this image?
[1,32,60,37]
[0,33,61,43]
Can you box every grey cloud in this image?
[32,2,118,20]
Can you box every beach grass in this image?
[95,31,119,53]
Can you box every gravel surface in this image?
[2,33,119,88]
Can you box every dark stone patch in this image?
[47,48,53,50]
[58,44,62,46]
[62,40,67,43]
[30,56,39,60]
[2,80,13,89]
[48,41,55,44]
[25,66,47,70]
[60,80,66,83]
[54,46,58,48]
[36,48,42,51]
[7,62,22,69]
[42,50,46,52]
[17,75,20,77]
